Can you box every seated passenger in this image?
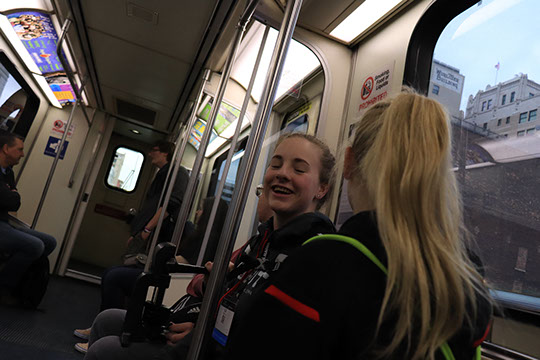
[0,131,56,306]
[83,133,336,360]
[224,91,494,360]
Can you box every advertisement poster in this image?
[7,11,76,105]
[198,99,240,135]
[188,119,217,150]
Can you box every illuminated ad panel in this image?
[7,11,76,106]
[198,99,240,135]
[189,119,218,150]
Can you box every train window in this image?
[429,0,540,303]
[206,137,248,203]
[231,21,321,103]
[105,146,145,193]
[0,52,40,137]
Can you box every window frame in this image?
[104,145,146,194]
[403,0,540,321]
[529,109,537,122]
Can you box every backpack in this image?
[303,234,482,360]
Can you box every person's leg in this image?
[14,226,56,256]
[88,309,127,346]
[0,221,44,289]
[86,309,165,360]
[100,266,143,311]
[84,335,165,360]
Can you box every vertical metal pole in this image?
[195,26,270,266]
[185,0,304,358]
[32,100,79,229]
[166,16,247,255]
[144,69,211,273]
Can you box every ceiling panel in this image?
[81,0,219,63]
[88,29,191,110]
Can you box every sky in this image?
[433,0,540,111]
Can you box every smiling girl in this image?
[84,133,337,360]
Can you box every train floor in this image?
[0,275,101,359]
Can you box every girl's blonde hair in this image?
[275,133,336,210]
[351,90,490,359]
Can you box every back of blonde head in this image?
[351,90,489,359]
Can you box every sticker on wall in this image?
[357,62,394,115]
[50,119,75,139]
[44,136,68,159]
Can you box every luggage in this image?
[15,255,50,309]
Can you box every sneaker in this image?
[73,327,91,340]
[74,342,88,354]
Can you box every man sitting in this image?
[0,130,56,305]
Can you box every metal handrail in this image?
[195,25,270,266]
[166,0,259,257]
[185,0,304,358]
[143,69,212,273]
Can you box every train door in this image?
[61,129,157,281]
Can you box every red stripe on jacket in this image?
[264,285,320,322]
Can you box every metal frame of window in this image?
[104,145,146,193]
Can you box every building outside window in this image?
[526,128,535,135]
[529,109,537,122]
[511,91,516,102]
[487,99,493,109]
[530,93,534,98]
[432,84,439,95]
[502,94,506,105]
[519,112,527,123]
[506,116,510,124]
[517,130,525,136]
[482,101,486,111]
[497,119,502,126]
[483,122,488,129]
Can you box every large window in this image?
[106,146,145,193]
[0,52,40,137]
[430,0,540,303]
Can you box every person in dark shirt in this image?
[0,131,56,305]
[225,91,493,360]
[73,140,189,350]
[126,140,189,252]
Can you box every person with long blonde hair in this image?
[225,91,492,360]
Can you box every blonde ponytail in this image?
[351,90,489,359]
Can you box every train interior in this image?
[0,0,539,358]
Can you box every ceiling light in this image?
[330,0,405,43]
[130,129,141,134]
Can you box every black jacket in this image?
[130,163,189,237]
[0,167,20,222]
[225,211,492,360]
[156,212,336,360]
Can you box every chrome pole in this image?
[32,100,79,229]
[56,18,91,126]
[185,0,304,358]
[144,69,211,273]
[167,7,251,254]
[195,26,270,266]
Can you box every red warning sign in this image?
[361,77,374,100]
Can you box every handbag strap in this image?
[303,234,481,360]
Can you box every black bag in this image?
[15,255,50,309]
